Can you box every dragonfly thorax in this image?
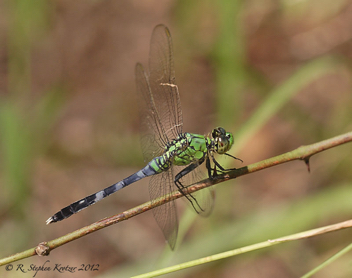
[210,127,234,154]
[165,133,209,166]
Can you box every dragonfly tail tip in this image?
[46,217,54,225]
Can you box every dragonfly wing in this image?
[135,24,183,162]
[148,24,183,140]
[135,63,167,161]
[149,170,178,250]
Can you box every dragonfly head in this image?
[212,127,234,154]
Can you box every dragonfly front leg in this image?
[209,152,242,176]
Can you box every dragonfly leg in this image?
[174,158,205,213]
[206,156,216,178]
[224,153,243,163]
[209,152,242,176]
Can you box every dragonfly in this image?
[46,24,241,249]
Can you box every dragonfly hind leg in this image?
[174,159,206,214]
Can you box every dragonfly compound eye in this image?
[218,127,226,134]
[216,132,234,154]
[212,127,226,139]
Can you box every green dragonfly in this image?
[46,24,241,249]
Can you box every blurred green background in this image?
[1,0,352,277]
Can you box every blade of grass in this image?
[132,217,352,278]
[301,242,352,278]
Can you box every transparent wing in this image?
[135,25,205,249]
[149,169,178,250]
[148,24,183,141]
[135,63,168,161]
[135,24,183,162]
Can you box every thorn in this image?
[304,158,310,173]
[35,242,50,256]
